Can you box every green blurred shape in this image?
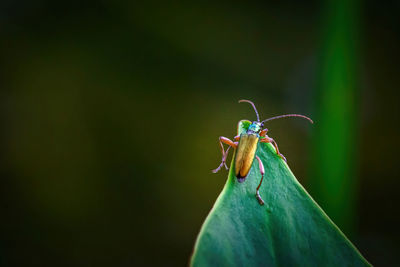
[191,121,369,266]
[311,0,360,235]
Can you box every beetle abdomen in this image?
[234,133,259,182]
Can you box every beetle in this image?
[212,99,313,205]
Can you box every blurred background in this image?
[0,0,399,266]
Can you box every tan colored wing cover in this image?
[234,133,259,178]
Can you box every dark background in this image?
[1,1,399,266]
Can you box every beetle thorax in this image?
[247,121,263,134]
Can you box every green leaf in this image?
[190,120,370,267]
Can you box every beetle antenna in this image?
[239,99,260,122]
[261,114,314,124]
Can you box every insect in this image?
[212,99,313,205]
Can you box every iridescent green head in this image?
[247,121,263,134]
[238,100,263,135]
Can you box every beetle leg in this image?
[260,128,269,137]
[255,155,265,205]
[260,137,287,162]
[221,146,230,170]
[212,137,238,173]
[234,135,240,141]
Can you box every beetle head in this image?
[248,121,263,134]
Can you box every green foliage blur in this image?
[0,0,398,266]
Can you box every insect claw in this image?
[256,191,265,205]
[224,163,228,170]
[212,165,221,173]
[212,167,220,173]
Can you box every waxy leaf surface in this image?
[191,120,370,267]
